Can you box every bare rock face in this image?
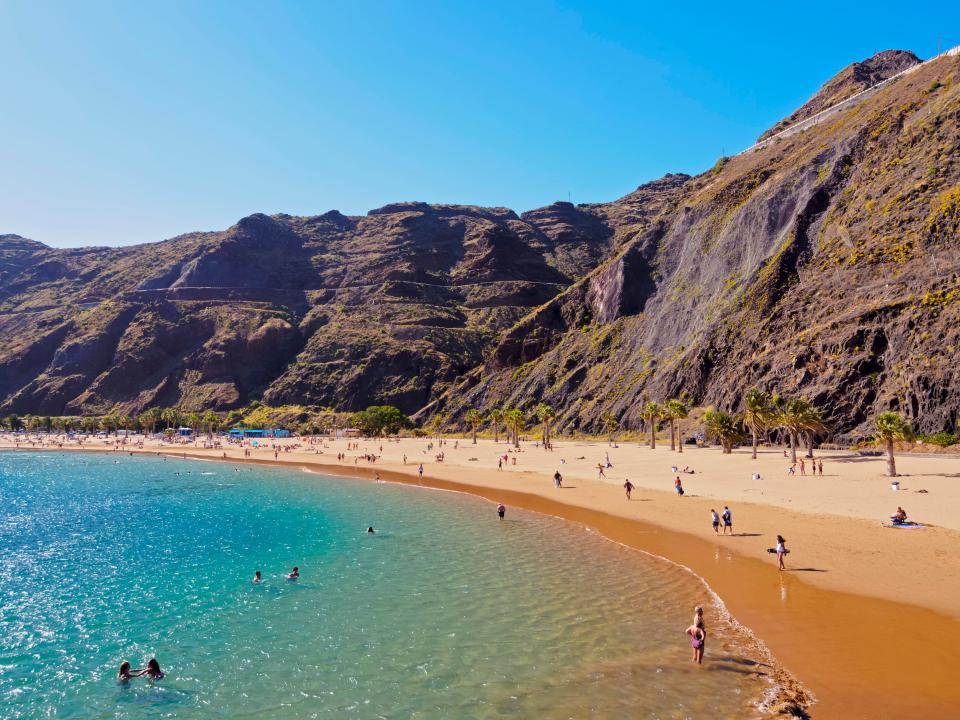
[2,49,958,442]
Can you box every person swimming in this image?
[143,658,164,680]
[367,526,375,533]
[117,661,134,683]
[287,566,300,580]
[252,570,262,583]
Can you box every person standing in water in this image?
[685,614,705,665]
[623,479,633,500]
[497,503,505,520]
[117,662,134,684]
[130,658,164,680]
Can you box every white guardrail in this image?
[737,45,960,156]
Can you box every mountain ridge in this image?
[3,49,959,440]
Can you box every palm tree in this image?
[504,408,524,448]
[775,397,827,464]
[160,408,182,431]
[602,412,620,446]
[874,411,914,477]
[427,411,447,441]
[663,399,689,452]
[703,409,745,453]
[487,407,505,443]
[743,388,772,460]
[640,402,661,449]
[534,402,556,450]
[464,409,483,444]
[202,410,222,436]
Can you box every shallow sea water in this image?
[0,452,770,718]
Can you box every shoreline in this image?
[5,438,960,718]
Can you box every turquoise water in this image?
[0,452,769,718]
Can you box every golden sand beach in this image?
[5,433,960,718]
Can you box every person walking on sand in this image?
[721,506,733,535]
[554,470,563,488]
[418,463,424,480]
[624,479,633,500]
[597,463,606,479]
[674,476,684,496]
[818,459,823,476]
[776,535,787,570]
[799,458,805,475]
[498,457,502,471]
[711,509,720,534]
[497,503,505,520]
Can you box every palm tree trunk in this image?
[472,426,477,444]
[677,419,684,454]
[649,421,656,449]
[789,431,797,465]
[751,427,758,459]
[669,420,676,451]
[806,431,814,458]
[886,439,897,477]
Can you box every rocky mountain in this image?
[2,49,959,440]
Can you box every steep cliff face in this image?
[3,49,958,439]
[437,51,960,441]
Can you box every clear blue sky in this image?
[1,1,957,248]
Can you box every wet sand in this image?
[5,435,960,718]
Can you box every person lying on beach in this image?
[287,566,300,580]
[891,507,907,524]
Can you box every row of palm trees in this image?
[700,391,828,463]
[2,408,226,436]
[462,403,558,449]
[639,396,691,453]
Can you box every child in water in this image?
[287,566,299,580]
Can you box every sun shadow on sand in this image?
[706,664,769,677]
[732,533,762,537]
[712,656,772,669]
[788,568,828,572]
